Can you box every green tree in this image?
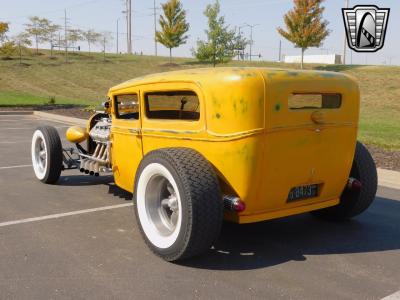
[46,23,61,56]
[100,32,113,61]
[13,32,32,63]
[156,0,189,63]
[277,0,330,69]
[0,22,9,43]
[193,0,239,66]
[25,16,51,54]
[0,41,17,58]
[82,29,101,54]
[67,28,84,51]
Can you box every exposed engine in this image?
[79,117,112,176]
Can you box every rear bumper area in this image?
[235,198,340,224]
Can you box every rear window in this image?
[145,91,200,120]
[289,93,342,110]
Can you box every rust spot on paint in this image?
[239,98,248,114]
[233,100,237,113]
[216,113,221,119]
[212,96,222,109]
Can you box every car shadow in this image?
[181,196,400,270]
[58,175,133,201]
[58,174,114,186]
[107,182,133,201]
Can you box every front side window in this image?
[145,91,200,120]
[115,94,139,120]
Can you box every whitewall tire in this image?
[134,148,223,262]
[31,126,63,184]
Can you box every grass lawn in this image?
[0,91,87,106]
[0,51,399,150]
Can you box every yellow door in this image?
[110,92,143,193]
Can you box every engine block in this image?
[89,118,111,143]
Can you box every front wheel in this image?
[134,148,223,261]
[312,141,378,221]
[31,126,63,184]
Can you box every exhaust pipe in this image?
[80,159,86,172]
[93,162,100,177]
[83,160,91,174]
[89,161,95,176]
[78,143,109,176]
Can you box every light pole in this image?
[244,23,259,61]
[116,18,120,54]
[126,0,132,54]
[154,0,158,56]
[238,25,246,60]
[343,0,349,64]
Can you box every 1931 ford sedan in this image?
[31,68,377,261]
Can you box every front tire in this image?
[312,141,377,221]
[134,148,223,261]
[31,126,63,184]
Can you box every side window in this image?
[145,91,200,121]
[115,94,139,120]
[288,93,342,110]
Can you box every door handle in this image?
[129,128,141,134]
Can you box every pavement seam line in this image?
[0,203,134,228]
[0,164,32,170]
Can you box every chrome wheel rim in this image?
[34,137,47,174]
[136,163,183,249]
[32,130,48,180]
[145,175,179,235]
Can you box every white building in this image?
[283,54,342,65]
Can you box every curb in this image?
[0,111,34,115]
[33,111,86,126]
[378,168,400,191]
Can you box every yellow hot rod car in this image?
[31,68,377,261]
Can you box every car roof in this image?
[109,67,348,93]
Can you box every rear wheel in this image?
[134,148,223,261]
[31,126,63,184]
[312,141,377,220]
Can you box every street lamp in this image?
[238,25,247,60]
[244,23,259,61]
[116,18,120,54]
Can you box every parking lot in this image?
[0,114,399,299]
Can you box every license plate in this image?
[287,184,319,202]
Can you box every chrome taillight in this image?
[223,195,246,212]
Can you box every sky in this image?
[1,0,399,65]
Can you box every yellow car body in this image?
[104,67,360,224]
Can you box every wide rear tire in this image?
[134,148,223,261]
[31,126,63,184]
[312,142,377,221]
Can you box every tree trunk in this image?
[169,48,172,64]
[18,43,22,65]
[103,38,106,62]
[301,48,305,69]
[88,41,91,55]
[35,35,39,54]
[213,52,216,68]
